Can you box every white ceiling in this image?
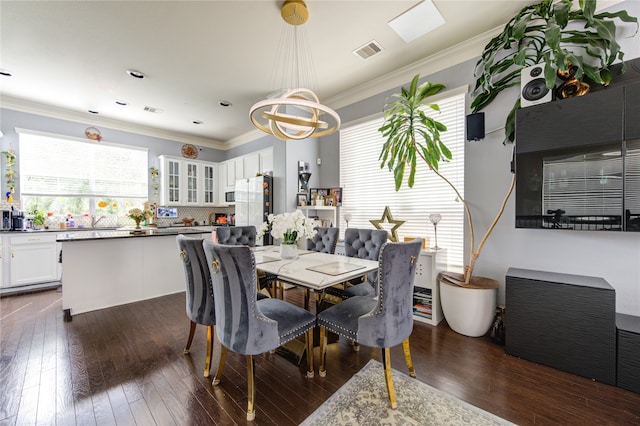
[0,0,537,149]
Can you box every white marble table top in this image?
[253,246,378,291]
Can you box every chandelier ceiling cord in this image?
[249,0,341,141]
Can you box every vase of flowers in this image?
[128,208,153,229]
[258,210,317,260]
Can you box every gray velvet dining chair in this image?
[215,225,257,246]
[317,238,422,409]
[176,234,216,378]
[342,228,388,297]
[202,240,316,421]
[306,226,339,254]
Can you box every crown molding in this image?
[0,95,227,150]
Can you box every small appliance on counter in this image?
[11,210,26,231]
[1,210,12,230]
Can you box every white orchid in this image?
[257,209,317,244]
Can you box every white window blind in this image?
[339,92,465,270]
[19,131,148,198]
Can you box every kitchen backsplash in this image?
[1,200,235,229]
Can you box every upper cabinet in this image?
[159,148,273,207]
[159,155,217,207]
[160,156,182,205]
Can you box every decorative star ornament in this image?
[369,206,405,242]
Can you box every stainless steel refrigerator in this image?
[234,175,273,245]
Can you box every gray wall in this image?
[314,0,640,314]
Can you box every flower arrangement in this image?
[128,207,153,227]
[258,209,317,244]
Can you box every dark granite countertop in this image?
[54,226,215,242]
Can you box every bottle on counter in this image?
[65,216,70,228]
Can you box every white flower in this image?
[257,209,317,244]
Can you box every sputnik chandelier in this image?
[249,0,340,141]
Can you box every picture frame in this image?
[329,187,342,206]
[309,188,318,200]
[324,194,337,207]
[296,193,308,206]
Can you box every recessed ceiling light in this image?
[126,69,146,79]
[193,120,203,125]
[0,69,12,77]
[88,110,99,114]
[218,100,232,107]
[115,100,129,106]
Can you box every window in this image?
[18,129,148,217]
[339,91,465,270]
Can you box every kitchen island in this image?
[59,226,214,320]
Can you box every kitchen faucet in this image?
[91,215,106,228]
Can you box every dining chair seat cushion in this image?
[342,281,375,298]
[317,296,377,341]
[258,298,316,345]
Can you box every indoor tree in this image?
[379,75,515,287]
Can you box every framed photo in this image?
[329,187,342,206]
[309,188,318,200]
[296,193,308,206]
[324,194,337,207]
[316,188,329,197]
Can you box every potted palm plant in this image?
[379,75,514,336]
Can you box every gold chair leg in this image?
[204,325,214,378]
[183,321,197,354]
[212,345,227,385]
[382,347,397,409]
[246,355,256,421]
[319,326,327,377]
[402,338,416,378]
[306,329,314,378]
[304,288,310,310]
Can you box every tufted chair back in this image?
[203,241,276,354]
[317,239,423,409]
[215,225,256,247]
[357,239,422,348]
[177,234,215,326]
[306,226,339,254]
[343,228,388,291]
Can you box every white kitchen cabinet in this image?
[244,152,260,178]
[184,160,200,205]
[9,234,58,286]
[159,155,182,205]
[226,160,235,187]
[259,148,273,174]
[234,157,245,181]
[160,155,217,206]
[202,163,216,206]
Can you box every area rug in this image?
[300,360,515,426]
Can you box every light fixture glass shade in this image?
[249,0,340,141]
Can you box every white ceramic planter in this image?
[439,279,497,337]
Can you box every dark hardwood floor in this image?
[1,287,639,425]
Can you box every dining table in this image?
[251,245,379,361]
[252,245,379,310]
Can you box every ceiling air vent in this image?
[143,106,164,113]
[353,40,383,60]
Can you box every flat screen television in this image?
[157,206,178,218]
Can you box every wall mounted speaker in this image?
[466,112,485,141]
[521,64,553,107]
